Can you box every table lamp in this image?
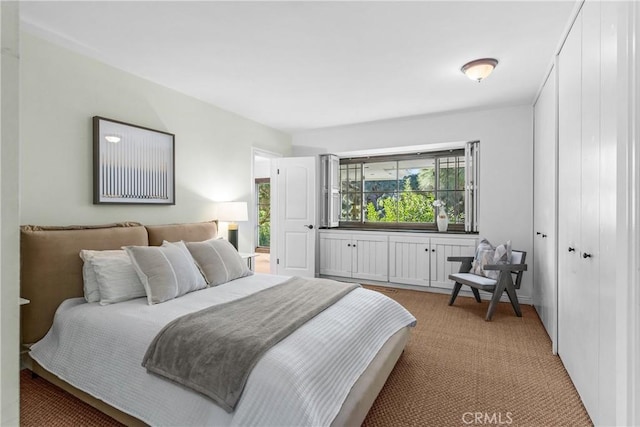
[215,201,248,250]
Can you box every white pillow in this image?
[185,238,252,286]
[79,250,107,303]
[124,241,207,305]
[80,249,140,303]
[80,250,146,305]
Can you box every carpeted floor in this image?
[20,286,592,426]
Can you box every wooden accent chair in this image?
[447,251,527,321]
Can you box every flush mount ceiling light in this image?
[104,135,121,143]
[461,58,499,82]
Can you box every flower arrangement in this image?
[433,200,447,219]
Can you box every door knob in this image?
[583,253,592,259]
[304,224,314,229]
[568,247,575,252]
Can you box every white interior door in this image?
[272,157,316,277]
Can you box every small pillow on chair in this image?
[486,240,512,280]
[470,238,495,277]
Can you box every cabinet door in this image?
[576,1,601,420]
[319,233,352,277]
[388,236,430,286]
[558,6,600,423]
[352,234,388,282]
[429,238,477,289]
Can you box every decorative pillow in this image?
[470,238,495,277]
[81,250,146,305]
[486,240,512,280]
[185,238,252,286]
[79,250,107,303]
[125,241,207,305]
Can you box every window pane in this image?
[347,165,361,192]
[363,162,396,189]
[364,193,396,222]
[438,156,461,190]
[398,158,435,191]
[346,193,361,221]
[340,165,349,193]
[257,182,270,247]
[397,191,434,223]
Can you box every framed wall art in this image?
[93,116,175,205]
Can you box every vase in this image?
[436,206,449,232]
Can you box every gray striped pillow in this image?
[125,241,207,305]
[185,238,252,286]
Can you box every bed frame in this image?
[20,221,409,426]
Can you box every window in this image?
[255,179,270,248]
[339,143,478,231]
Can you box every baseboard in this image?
[319,275,533,305]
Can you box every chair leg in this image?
[504,282,522,317]
[449,283,462,306]
[471,288,481,303]
[485,282,505,321]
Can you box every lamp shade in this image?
[214,201,248,222]
[461,58,498,82]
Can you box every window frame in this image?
[255,178,271,249]
[338,149,467,232]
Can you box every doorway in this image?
[252,149,280,274]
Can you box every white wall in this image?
[293,105,535,300]
[1,2,21,425]
[20,33,292,252]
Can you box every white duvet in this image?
[30,274,416,426]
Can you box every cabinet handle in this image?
[542,234,547,238]
[353,244,356,248]
[424,248,428,252]
[432,249,435,252]
[536,232,541,235]
[347,243,351,247]
[568,247,575,252]
[583,253,592,259]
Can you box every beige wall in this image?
[20,32,292,252]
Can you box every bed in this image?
[20,221,415,426]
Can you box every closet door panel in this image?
[596,2,618,424]
[558,8,593,419]
[577,2,601,420]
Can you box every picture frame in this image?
[93,116,175,205]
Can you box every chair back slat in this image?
[511,251,524,265]
[511,250,526,289]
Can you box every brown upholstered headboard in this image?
[20,220,218,344]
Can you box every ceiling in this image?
[20,1,576,133]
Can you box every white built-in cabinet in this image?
[388,236,476,289]
[320,230,476,289]
[319,232,388,282]
[554,2,617,424]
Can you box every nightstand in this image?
[239,253,258,271]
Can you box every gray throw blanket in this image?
[142,276,359,412]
